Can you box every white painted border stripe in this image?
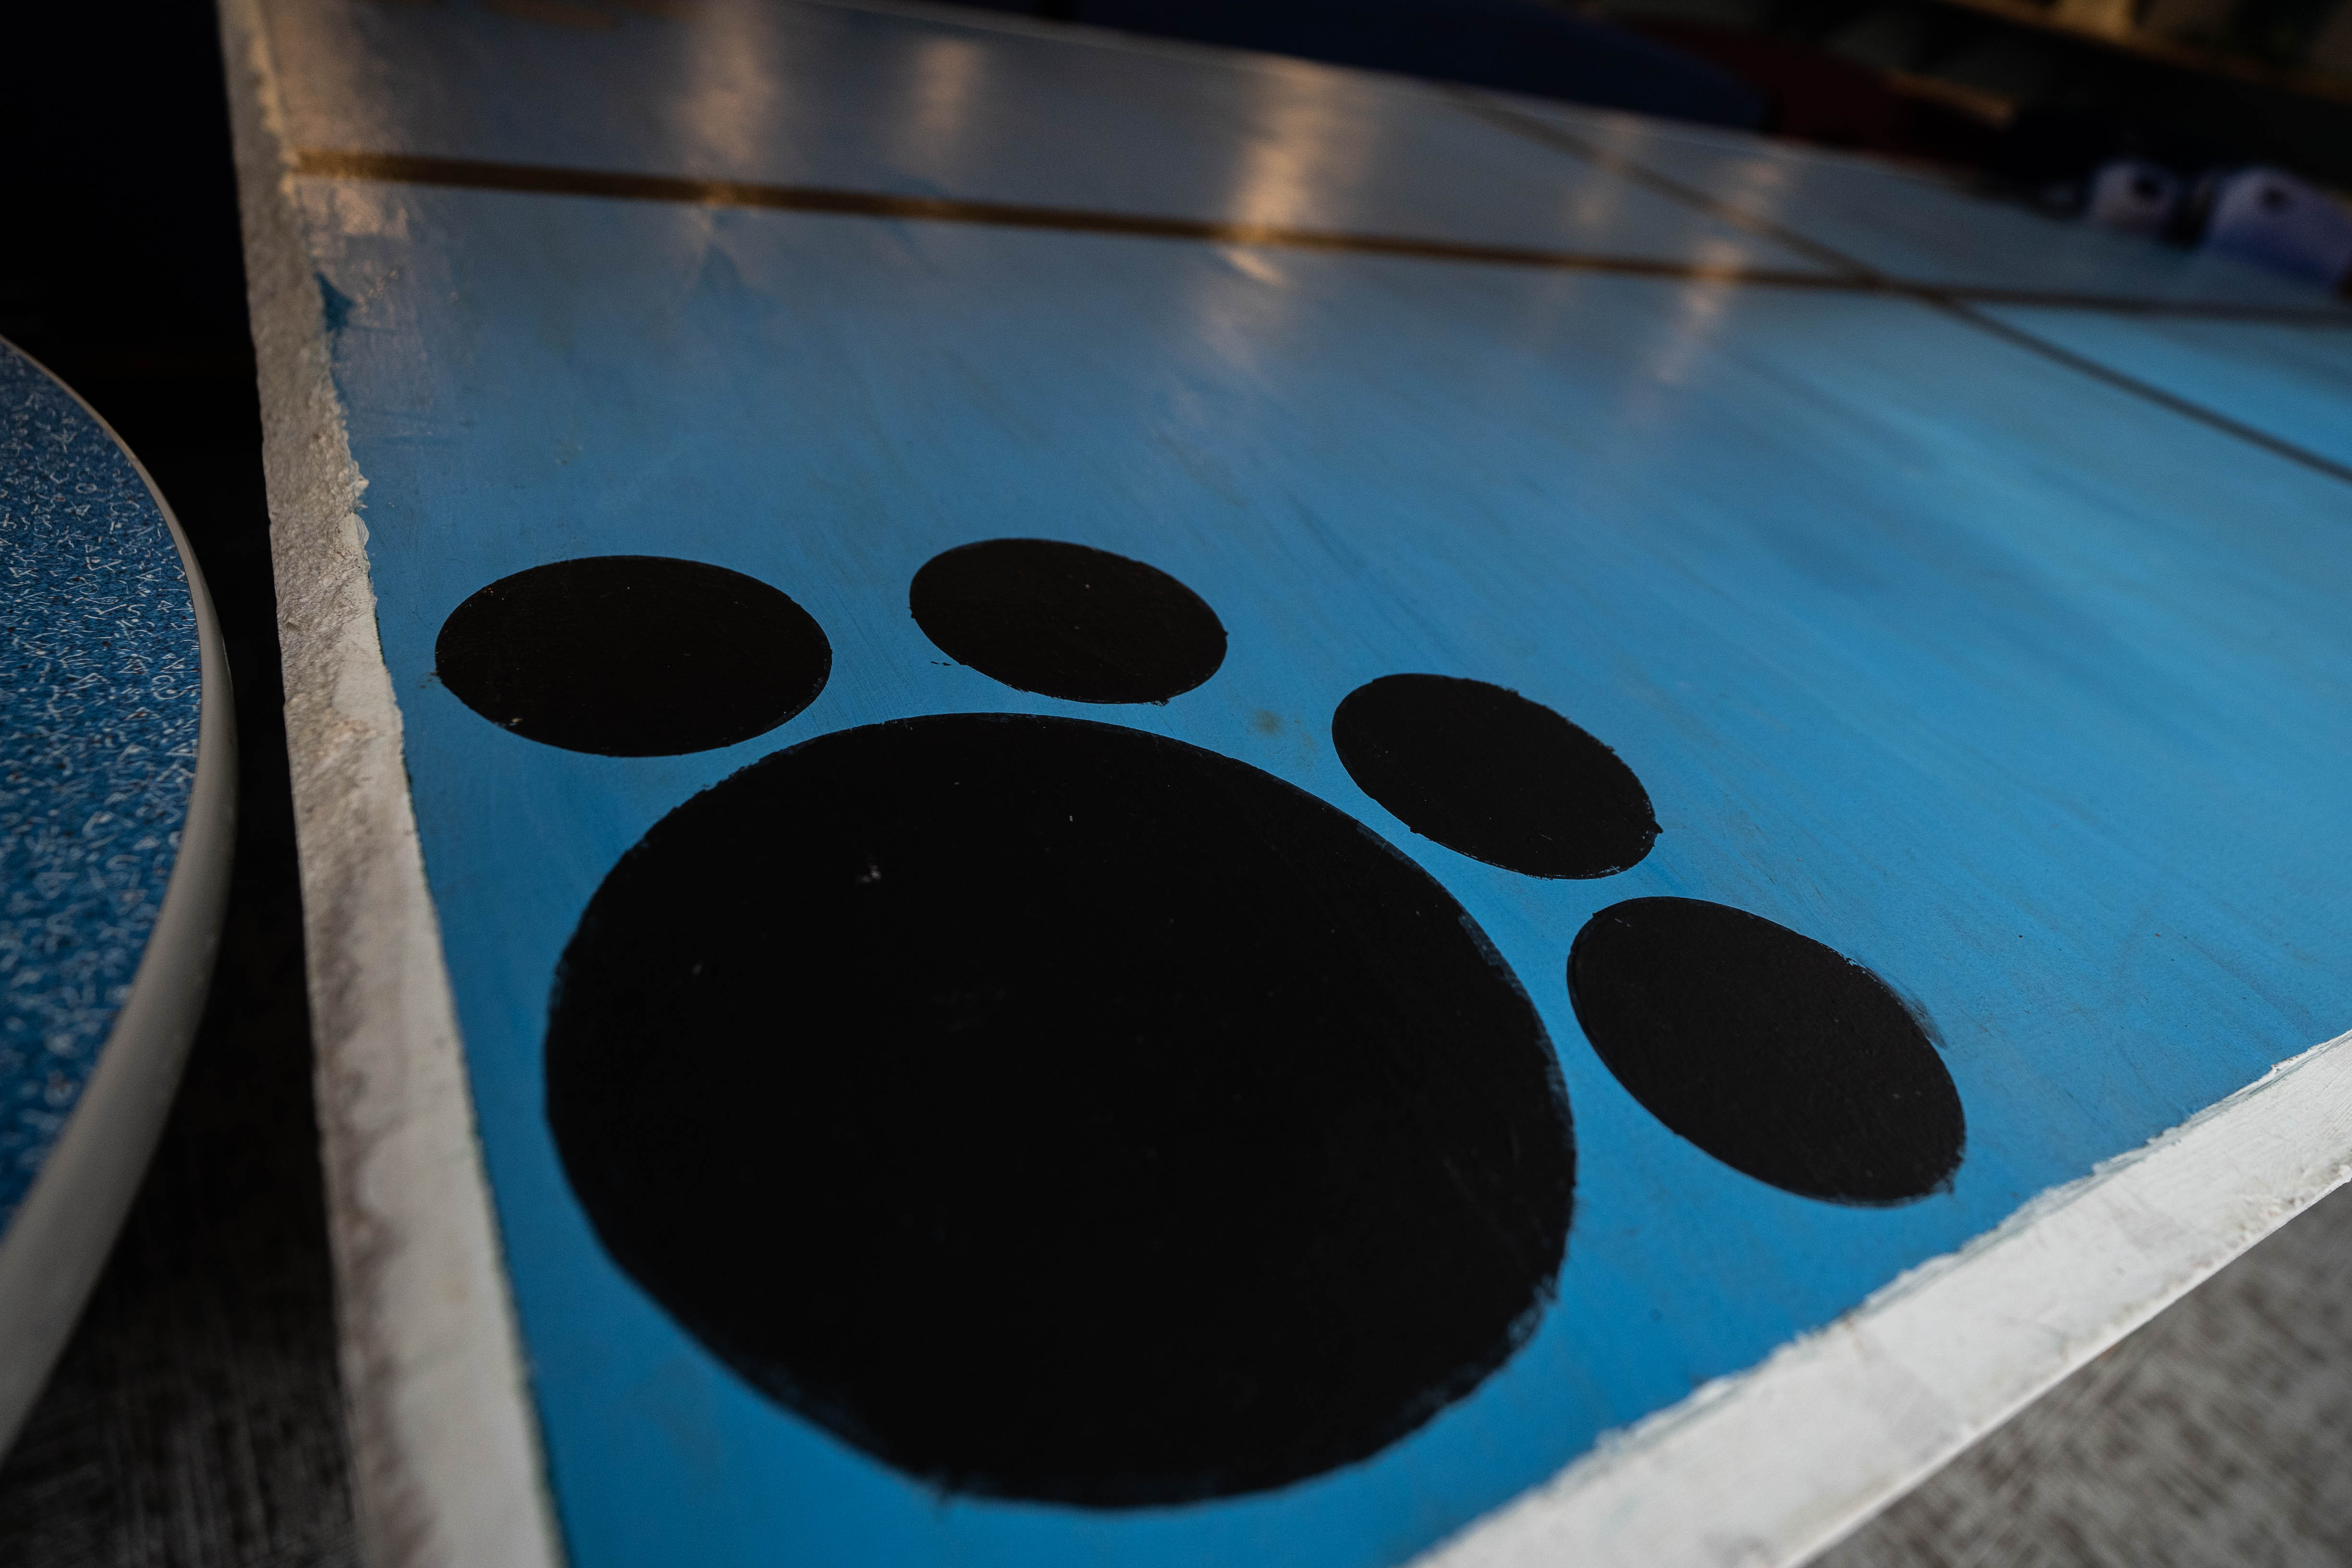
[217,4,565,1565]
[1421,1027,2352,1568]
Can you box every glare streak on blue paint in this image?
[272,3,2352,1565]
[257,0,1829,270]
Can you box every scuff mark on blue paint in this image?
[317,272,357,336]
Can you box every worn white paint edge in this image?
[1421,1025,2352,1568]
[0,351,238,1458]
[215,5,565,1566]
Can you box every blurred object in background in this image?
[1982,104,2209,207]
[1582,0,2352,290]
[954,0,2352,225]
[1985,101,2352,289]
[2196,164,2352,283]
[2224,0,2346,66]
[1589,0,2352,192]
[952,0,1771,125]
[1615,17,2011,160]
[2085,156,2185,231]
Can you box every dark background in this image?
[0,2,355,1561]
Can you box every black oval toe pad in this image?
[910,538,1226,705]
[1333,673,1657,879]
[1569,897,1963,1204]
[435,556,831,756]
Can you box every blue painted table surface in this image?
[1978,307,2352,473]
[0,344,203,1231]
[254,0,2352,1563]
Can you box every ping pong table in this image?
[217,1,2352,1563]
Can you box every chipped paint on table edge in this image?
[218,2,566,1564]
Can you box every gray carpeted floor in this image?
[1817,1178,2352,1568]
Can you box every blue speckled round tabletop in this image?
[0,344,203,1229]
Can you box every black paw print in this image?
[433,540,1964,1508]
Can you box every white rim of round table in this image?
[0,340,239,1457]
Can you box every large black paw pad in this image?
[1568,898,1963,1204]
[435,556,831,756]
[546,714,1573,1506]
[1332,674,1657,879]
